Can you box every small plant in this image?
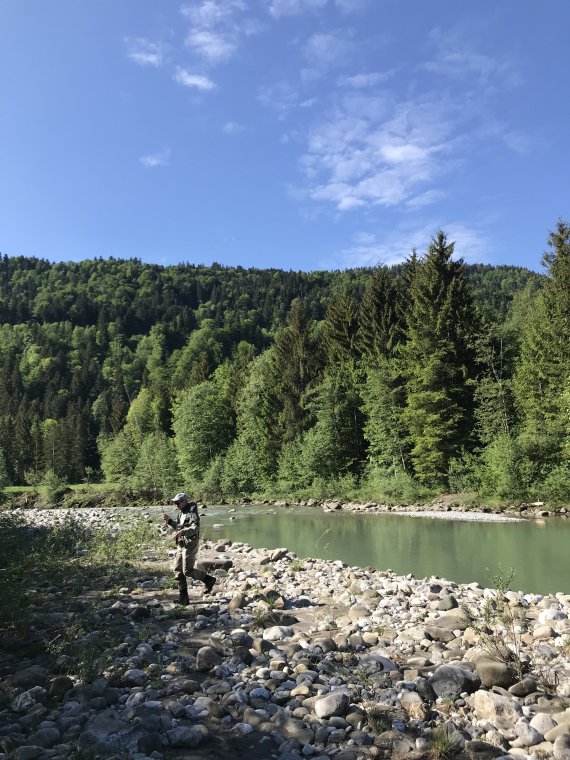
[366,705,392,734]
[462,567,527,680]
[314,527,331,554]
[47,619,118,682]
[290,560,305,571]
[428,726,460,760]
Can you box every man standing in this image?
[162,492,216,605]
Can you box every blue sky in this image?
[1,1,568,272]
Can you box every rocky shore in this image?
[1,507,570,760]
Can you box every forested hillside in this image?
[1,222,568,505]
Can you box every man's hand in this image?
[174,531,182,540]
[162,513,169,523]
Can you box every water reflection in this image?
[201,505,570,596]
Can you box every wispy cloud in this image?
[174,67,217,90]
[335,0,370,12]
[302,92,460,211]
[303,31,352,70]
[222,120,244,134]
[324,222,491,269]
[268,0,367,16]
[181,1,260,64]
[139,148,171,168]
[258,82,304,118]
[338,70,395,88]
[268,0,328,18]
[185,29,236,62]
[422,27,521,87]
[125,38,165,67]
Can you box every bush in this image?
[540,462,570,504]
[358,465,434,505]
[41,470,68,506]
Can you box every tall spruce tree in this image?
[271,298,322,444]
[402,231,476,485]
[358,266,409,472]
[514,220,570,434]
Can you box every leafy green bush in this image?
[540,462,570,504]
[358,465,434,505]
[41,469,68,506]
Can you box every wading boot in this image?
[177,586,190,606]
[204,575,216,595]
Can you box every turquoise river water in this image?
[196,504,570,596]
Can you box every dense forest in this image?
[1,221,568,505]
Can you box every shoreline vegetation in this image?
[1,505,569,759]
[2,222,570,510]
[2,484,568,521]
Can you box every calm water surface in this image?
[198,504,570,596]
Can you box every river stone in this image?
[399,691,428,720]
[428,665,481,697]
[425,625,457,643]
[348,604,370,622]
[474,658,516,688]
[12,666,49,688]
[10,748,44,760]
[166,725,209,747]
[463,739,505,759]
[11,687,47,713]
[315,690,349,719]
[470,690,523,727]
[511,718,543,748]
[546,724,570,742]
[437,594,459,611]
[121,668,147,686]
[262,626,293,641]
[530,712,557,734]
[48,676,74,700]
[228,593,246,610]
[508,677,537,697]
[554,733,570,760]
[196,646,223,671]
[270,713,315,744]
[26,727,60,748]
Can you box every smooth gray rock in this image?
[470,690,523,728]
[428,664,480,697]
[314,691,349,719]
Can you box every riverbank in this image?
[1,507,569,760]
[231,496,564,522]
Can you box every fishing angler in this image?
[162,492,216,605]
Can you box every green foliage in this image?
[359,465,435,505]
[98,428,139,486]
[0,445,9,488]
[402,232,477,485]
[130,432,181,500]
[41,469,68,505]
[172,379,234,483]
[478,432,561,500]
[302,366,366,481]
[0,235,564,504]
[539,462,570,504]
[463,567,527,681]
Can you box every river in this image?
[196,504,570,596]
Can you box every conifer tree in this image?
[514,220,570,433]
[358,266,409,472]
[402,231,476,485]
[271,298,322,443]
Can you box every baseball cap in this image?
[171,492,188,503]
